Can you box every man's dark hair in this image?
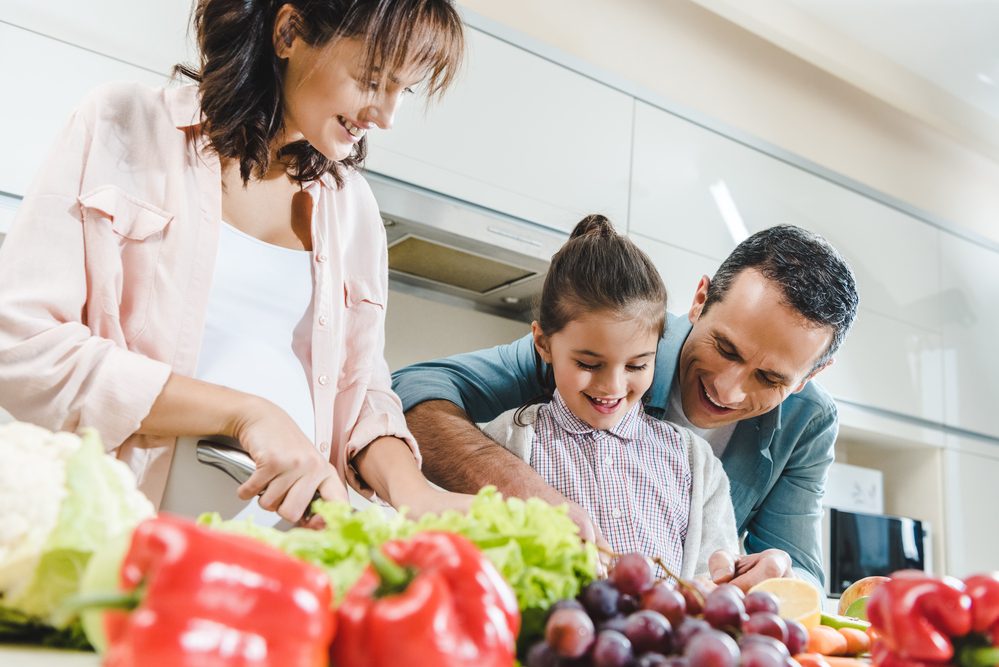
[703,225,859,369]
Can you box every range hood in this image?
[366,172,566,321]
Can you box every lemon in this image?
[748,577,823,630]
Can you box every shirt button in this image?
[316,253,328,263]
[612,508,623,519]
[604,455,613,467]
[318,374,329,386]
[319,442,329,454]
[318,315,328,326]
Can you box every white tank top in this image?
[160,222,315,526]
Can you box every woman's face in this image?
[279,34,424,161]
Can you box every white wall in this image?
[457,0,999,245]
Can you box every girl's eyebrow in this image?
[571,349,657,359]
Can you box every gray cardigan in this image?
[482,404,740,579]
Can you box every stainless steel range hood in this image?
[366,172,566,321]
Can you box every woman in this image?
[0,0,468,524]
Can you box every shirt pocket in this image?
[79,185,173,343]
[337,276,386,389]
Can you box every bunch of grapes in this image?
[527,553,808,667]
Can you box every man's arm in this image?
[742,406,837,588]
[392,337,605,544]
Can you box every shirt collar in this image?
[549,389,645,441]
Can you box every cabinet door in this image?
[940,235,999,438]
[0,24,167,197]
[2,0,193,74]
[629,233,720,317]
[629,101,945,422]
[943,439,999,576]
[366,28,634,233]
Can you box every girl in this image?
[482,215,739,578]
[0,0,471,524]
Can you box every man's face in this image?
[678,269,835,429]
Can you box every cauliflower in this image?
[0,421,153,625]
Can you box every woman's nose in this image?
[363,90,403,130]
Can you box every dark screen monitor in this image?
[828,507,926,596]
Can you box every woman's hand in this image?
[230,396,348,522]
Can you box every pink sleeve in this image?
[0,101,171,448]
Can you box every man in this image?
[391,225,858,589]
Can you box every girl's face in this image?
[279,34,424,161]
[534,310,660,430]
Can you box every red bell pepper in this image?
[331,531,520,667]
[103,514,335,667]
[965,574,999,644]
[868,570,972,665]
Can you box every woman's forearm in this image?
[138,372,257,439]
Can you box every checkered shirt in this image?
[530,390,692,575]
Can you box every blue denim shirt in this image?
[392,312,837,585]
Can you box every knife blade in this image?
[195,439,322,521]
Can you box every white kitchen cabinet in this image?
[365,28,634,233]
[628,233,721,316]
[2,0,194,74]
[942,435,999,577]
[939,235,999,438]
[0,24,167,198]
[629,101,942,334]
[820,309,945,423]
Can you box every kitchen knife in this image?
[195,440,322,521]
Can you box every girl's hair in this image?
[176,0,464,186]
[520,214,668,417]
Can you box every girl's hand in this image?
[396,486,476,520]
[231,396,348,522]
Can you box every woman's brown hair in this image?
[521,214,668,415]
[176,0,464,186]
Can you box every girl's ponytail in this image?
[569,214,615,241]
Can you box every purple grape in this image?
[618,593,640,615]
[641,582,687,627]
[582,580,622,620]
[680,581,711,616]
[544,607,595,659]
[684,629,740,667]
[739,641,788,667]
[716,583,745,600]
[672,616,710,653]
[743,611,788,644]
[611,552,655,597]
[545,597,585,621]
[624,609,673,654]
[635,653,672,667]
[702,587,746,631]
[784,619,808,656]
[744,590,780,615]
[739,634,791,659]
[592,629,635,667]
[524,641,559,667]
[598,616,630,634]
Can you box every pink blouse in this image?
[0,82,417,506]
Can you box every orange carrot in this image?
[838,627,871,655]
[792,653,832,667]
[807,625,849,656]
[824,657,869,667]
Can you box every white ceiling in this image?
[786,0,999,122]
[690,0,999,157]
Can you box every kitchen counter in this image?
[0,645,99,666]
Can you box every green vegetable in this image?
[821,611,871,631]
[199,487,598,640]
[0,423,153,647]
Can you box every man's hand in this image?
[708,548,794,592]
